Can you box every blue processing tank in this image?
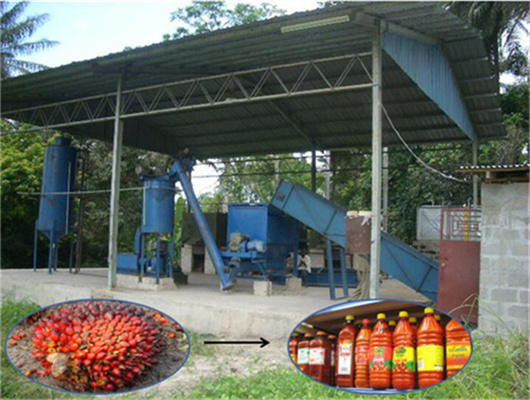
[141,178,175,234]
[37,137,77,242]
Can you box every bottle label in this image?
[297,347,309,365]
[446,345,471,370]
[393,346,415,372]
[337,339,353,375]
[355,345,369,365]
[309,347,326,365]
[417,345,444,372]
[331,349,335,366]
[368,346,392,371]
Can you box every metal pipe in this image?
[171,159,231,289]
[48,223,54,274]
[108,75,123,289]
[369,22,383,299]
[326,239,335,300]
[311,146,317,192]
[472,141,479,207]
[339,247,348,298]
[33,222,38,272]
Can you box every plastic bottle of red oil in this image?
[369,313,393,390]
[392,311,415,390]
[289,332,300,363]
[309,331,331,384]
[328,334,337,386]
[445,319,471,378]
[354,318,371,388]
[335,314,356,387]
[417,308,444,388]
[296,333,313,375]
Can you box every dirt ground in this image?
[136,337,290,397]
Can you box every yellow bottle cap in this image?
[399,311,409,318]
[409,317,417,323]
[388,320,396,326]
[424,307,434,315]
[377,313,386,320]
[435,314,441,321]
[292,332,299,337]
[345,314,354,321]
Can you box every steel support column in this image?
[108,75,123,289]
[370,22,383,299]
[383,147,389,232]
[472,141,479,207]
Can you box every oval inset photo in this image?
[5,299,190,394]
[288,299,473,394]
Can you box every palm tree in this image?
[448,2,529,80]
[1,1,58,78]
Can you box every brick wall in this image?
[479,182,529,334]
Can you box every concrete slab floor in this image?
[1,268,429,342]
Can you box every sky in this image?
[21,1,320,195]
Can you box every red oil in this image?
[328,334,337,386]
[289,332,300,363]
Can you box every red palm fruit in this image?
[111,368,121,376]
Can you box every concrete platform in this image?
[1,268,428,341]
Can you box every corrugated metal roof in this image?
[1,2,505,158]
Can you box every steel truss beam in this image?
[4,53,373,130]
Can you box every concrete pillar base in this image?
[285,277,302,295]
[181,244,193,274]
[253,280,272,296]
[117,275,176,291]
[204,252,216,275]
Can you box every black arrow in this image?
[203,337,270,348]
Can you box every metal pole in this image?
[369,22,383,299]
[108,75,123,289]
[324,150,331,200]
[311,146,317,192]
[33,222,38,272]
[274,158,280,188]
[472,141,479,208]
[383,147,389,232]
[326,239,335,300]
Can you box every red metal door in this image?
[437,209,481,324]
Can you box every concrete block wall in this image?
[479,182,529,334]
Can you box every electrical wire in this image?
[381,104,471,184]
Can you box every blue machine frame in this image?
[220,203,299,283]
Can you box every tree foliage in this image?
[0,1,58,77]
[164,0,285,40]
[447,2,529,80]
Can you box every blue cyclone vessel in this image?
[34,137,77,273]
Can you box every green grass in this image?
[183,330,529,400]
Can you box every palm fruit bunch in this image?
[30,301,167,392]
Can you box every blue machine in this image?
[34,137,77,274]
[117,157,231,288]
[117,173,176,283]
[220,203,299,283]
[272,180,439,301]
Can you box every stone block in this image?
[204,251,216,275]
[507,304,529,321]
[518,290,529,304]
[285,277,302,294]
[181,244,193,274]
[491,288,518,302]
[253,280,272,296]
